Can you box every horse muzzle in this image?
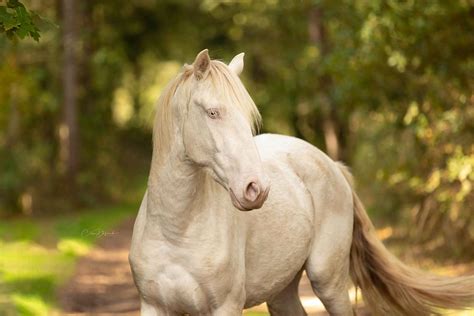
[229,179,270,211]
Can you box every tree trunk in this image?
[6,84,19,148]
[5,45,19,149]
[60,0,79,186]
[308,7,343,161]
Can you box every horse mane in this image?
[152,59,262,164]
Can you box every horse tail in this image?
[336,163,474,315]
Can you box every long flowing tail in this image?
[337,163,474,315]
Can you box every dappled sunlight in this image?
[0,241,72,315]
[1,0,473,314]
[0,202,140,315]
[376,226,393,241]
[57,238,91,257]
[112,87,134,127]
[112,58,182,129]
[12,294,51,316]
[138,59,182,127]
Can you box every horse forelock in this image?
[205,60,262,134]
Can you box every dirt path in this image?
[59,218,365,315]
[60,218,140,315]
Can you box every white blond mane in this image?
[152,59,262,163]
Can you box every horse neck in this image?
[146,135,211,240]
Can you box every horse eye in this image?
[206,108,220,119]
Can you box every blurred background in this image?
[0,0,473,315]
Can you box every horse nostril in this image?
[245,182,260,202]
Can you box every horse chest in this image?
[141,263,210,313]
[131,240,237,313]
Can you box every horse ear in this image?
[193,49,211,80]
[228,52,245,76]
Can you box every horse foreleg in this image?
[211,302,243,316]
[305,203,354,315]
[307,262,352,316]
[140,298,159,316]
[266,269,307,316]
[140,298,180,316]
[305,230,353,315]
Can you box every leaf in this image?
[6,0,22,9]
[29,28,40,41]
[15,5,30,26]
[2,17,20,31]
[0,1,43,41]
[16,24,27,38]
[0,6,20,30]
[0,6,9,19]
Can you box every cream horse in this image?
[129,50,474,316]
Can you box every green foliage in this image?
[345,0,474,256]
[0,2,472,314]
[0,0,472,256]
[0,0,41,41]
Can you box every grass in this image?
[0,180,146,316]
